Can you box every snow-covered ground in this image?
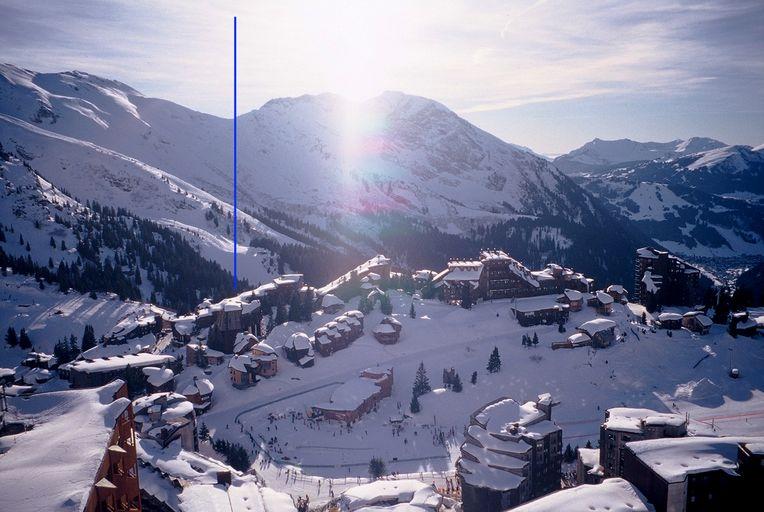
[0,274,159,366]
[172,290,764,505]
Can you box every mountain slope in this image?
[554,137,727,175]
[579,145,764,259]
[1,63,654,286]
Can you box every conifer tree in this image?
[563,444,575,463]
[288,294,302,322]
[199,422,210,441]
[452,373,463,392]
[409,302,416,319]
[19,328,32,350]
[81,324,97,352]
[50,236,56,248]
[5,327,18,347]
[413,361,431,396]
[470,371,477,385]
[487,346,501,373]
[532,332,539,346]
[460,285,473,309]
[410,392,421,413]
[275,304,288,325]
[368,457,387,479]
[380,293,393,315]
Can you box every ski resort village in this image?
[1,8,764,509]
[2,241,764,512]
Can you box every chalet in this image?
[373,316,403,344]
[107,308,162,343]
[413,269,437,285]
[587,290,614,315]
[311,367,393,423]
[142,366,175,393]
[577,318,617,348]
[181,376,214,413]
[251,342,278,377]
[635,247,717,310]
[21,367,53,385]
[233,331,259,355]
[657,312,683,330]
[531,262,591,295]
[0,381,141,512]
[133,392,197,451]
[272,274,305,305]
[730,311,758,337]
[622,436,764,512]
[682,311,713,334]
[197,293,262,354]
[599,407,687,478]
[457,393,562,512]
[434,259,485,304]
[21,351,57,370]
[552,331,593,350]
[317,255,392,299]
[320,293,345,314]
[606,284,628,303]
[313,313,364,356]
[283,332,315,367]
[186,343,225,367]
[64,353,175,389]
[171,315,196,344]
[556,289,583,311]
[0,367,14,385]
[228,355,259,388]
[512,295,570,327]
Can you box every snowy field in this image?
[170,290,764,503]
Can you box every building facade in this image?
[457,394,562,512]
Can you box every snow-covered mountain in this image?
[0,63,653,286]
[554,137,727,175]
[580,144,764,259]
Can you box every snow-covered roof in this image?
[66,353,175,374]
[568,332,591,344]
[563,289,583,301]
[373,323,397,334]
[596,290,614,305]
[637,247,662,259]
[513,294,568,313]
[228,355,256,372]
[444,260,483,283]
[315,370,392,412]
[413,269,437,281]
[182,378,214,397]
[253,342,276,355]
[606,284,626,295]
[603,407,685,434]
[578,318,617,335]
[143,366,175,387]
[274,274,303,286]
[626,436,764,483]
[133,392,194,423]
[233,332,258,353]
[658,312,683,322]
[340,480,442,512]
[346,310,364,319]
[511,478,653,512]
[285,332,312,351]
[321,293,344,308]
[0,381,131,512]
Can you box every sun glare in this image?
[294,3,408,100]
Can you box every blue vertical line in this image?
[233,16,238,290]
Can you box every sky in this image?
[1,0,763,155]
